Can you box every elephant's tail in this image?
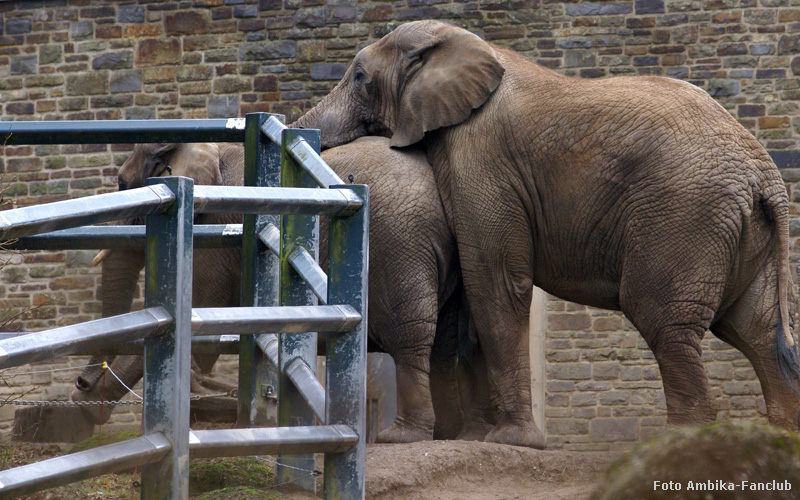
[761,183,800,392]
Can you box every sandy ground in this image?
[362,441,617,500]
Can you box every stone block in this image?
[548,313,591,331]
[39,44,63,65]
[590,417,638,441]
[125,107,155,120]
[6,18,32,35]
[593,362,620,380]
[327,2,357,24]
[208,95,239,118]
[572,393,597,406]
[295,7,325,27]
[707,79,739,97]
[71,20,93,41]
[126,25,162,38]
[254,75,278,91]
[165,11,210,35]
[176,66,213,82]
[564,50,596,68]
[311,62,346,80]
[636,0,664,13]
[547,394,570,407]
[234,5,258,18]
[110,70,142,93]
[599,390,630,405]
[549,363,592,380]
[213,76,251,93]
[566,3,631,15]
[547,418,589,435]
[239,40,296,60]
[136,38,181,66]
[92,51,133,70]
[10,55,37,75]
[66,72,108,95]
[6,102,34,115]
[118,5,145,23]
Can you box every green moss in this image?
[68,430,141,454]
[196,486,285,500]
[189,457,273,496]
[591,421,800,500]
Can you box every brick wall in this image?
[2,0,800,447]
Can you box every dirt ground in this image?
[363,441,616,500]
[1,439,618,499]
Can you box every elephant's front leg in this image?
[455,209,545,449]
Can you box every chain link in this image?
[4,391,236,407]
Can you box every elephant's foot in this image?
[376,421,433,443]
[485,418,545,449]
[456,421,493,442]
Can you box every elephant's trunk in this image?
[291,79,367,150]
[73,248,145,425]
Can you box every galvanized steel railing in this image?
[0,113,368,500]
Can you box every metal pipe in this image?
[193,185,363,216]
[188,424,357,459]
[259,223,328,304]
[191,305,361,336]
[9,224,243,250]
[0,307,172,370]
[285,358,327,424]
[0,118,246,145]
[0,185,175,241]
[0,433,171,499]
[261,116,344,188]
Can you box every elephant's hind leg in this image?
[621,252,724,426]
[710,265,800,431]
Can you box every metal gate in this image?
[0,113,368,499]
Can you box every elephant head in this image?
[292,20,504,149]
[72,143,226,424]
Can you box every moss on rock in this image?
[189,457,273,496]
[67,430,141,454]
[196,486,284,500]
[591,421,800,500]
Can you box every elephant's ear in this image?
[391,23,505,148]
[168,143,222,186]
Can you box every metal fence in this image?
[0,113,369,499]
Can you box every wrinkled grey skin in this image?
[74,137,465,443]
[293,20,800,448]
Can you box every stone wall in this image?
[2,0,800,448]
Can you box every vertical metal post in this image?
[141,176,194,500]
[277,128,321,493]
[239,112,284,428]
[324,184,368,500]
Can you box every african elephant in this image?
[292,19,800,449]
[73,136,465,443]
[72,142,244,425]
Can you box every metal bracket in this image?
[262,384,277,400]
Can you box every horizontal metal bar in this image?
[193,186,363,216]
[9,224,243,250]
[189,424,357,458]
[0,185,175,241]
[0,118,246,145]
[0,307,172,369]
[191,305,361,336]
[285,358,327,424]
[0,433,171,499]
[77,335,240,355]
[259,223,328,304]
[261,115,344,188]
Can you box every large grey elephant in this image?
[293,20,800,448]
[73,136,466,443]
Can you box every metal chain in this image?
[4,391,236,407]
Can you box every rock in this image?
[591,421,800,500]
[12,406,94,443]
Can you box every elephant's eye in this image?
[353,68,366,86]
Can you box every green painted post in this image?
[239,112,284,427]
[277,128,321,493]
[324,183,369,500]
[141,176,194,499]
